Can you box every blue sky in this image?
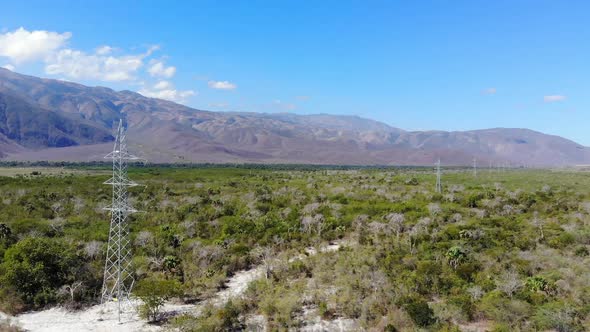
[1,1,589,144]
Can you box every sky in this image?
[0,1,589,144]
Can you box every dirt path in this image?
[5,241,345,332]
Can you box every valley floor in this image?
[2,167,590,331]
[4,241,348,332]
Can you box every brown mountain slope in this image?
[0,87,113,149]
[0,68,588,166]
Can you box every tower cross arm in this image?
[103,177,139,187]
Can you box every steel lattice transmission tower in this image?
[435,159,442,193]
[473,157,477,177]
[101,119,140,321]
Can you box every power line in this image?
[435,158,442,193]
[101,119,140,322]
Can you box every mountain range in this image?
[0,67,587,166]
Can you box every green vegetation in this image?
[1,166,590,331]
[135,277,182,322]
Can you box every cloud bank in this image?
[0,27,195,103]
[208,80,237,90]
[0,27,71,63]
[544,95,566,103]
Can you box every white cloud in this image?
[95,45,113,55]
[148,60,176,78]
[146,45,160,54]
[544,95,566,103]
[0,27,196,103]
[295,95,310,101]
[208,80,237,90]
[138,81,195,103]
[2,64,15,71]
[139,88,195,103]
[0,27,71,63]
[45,48,147,81]
[153,80,172,90]
[482,88,497,95]
[0,28,161,82]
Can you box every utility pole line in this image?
[435,159,442,193]
[101,119,141,322]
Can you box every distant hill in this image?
[0,68,588,166]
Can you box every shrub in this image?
[318,300,331,319]
[172,302,244,332]
[478,291,531,326]
[548,232,575,249]
[525,275,548,292]
[575,246,589,257]
[258,282,303,329]
[445,246,467,269]
[135,277,182,322]
[532,301,580,332]
[1,237,82,310]
[0,287,25,314]
[399,296,436,327]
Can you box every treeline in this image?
[0,161,401,171]
[0,160,497,172]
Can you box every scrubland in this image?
[1,166,590,331]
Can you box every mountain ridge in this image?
[0,68,587,166]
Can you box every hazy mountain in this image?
[0,68,588,166]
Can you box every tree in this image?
[385,213,404,243]
[531,212,545,241]
[496,270,522,298]
[135,230,154,247]
[467,285,484,300]
[0,223,15,258]
[134,277,182,322]
[252,246,274,279]
[58,281,84,303]
[400,296,436,327]
[1,237,82,308]
[83,240,102,259]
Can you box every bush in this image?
[318,300,330,319]
[548,232,575,249]
[172,301,244,332]
[0,287,25,314]
[257,281,303,329]
[135,277,182,322]
[532,301,580,332]
[0,237,82,310]
[478,291,531,326]
[575,246,589,257]
[399,296,436,327]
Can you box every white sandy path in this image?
[3,241,345,332]
[12,301,158,332]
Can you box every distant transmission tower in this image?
[473,157,477,177]
[435,159,442,193]
[101,119,140,322]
